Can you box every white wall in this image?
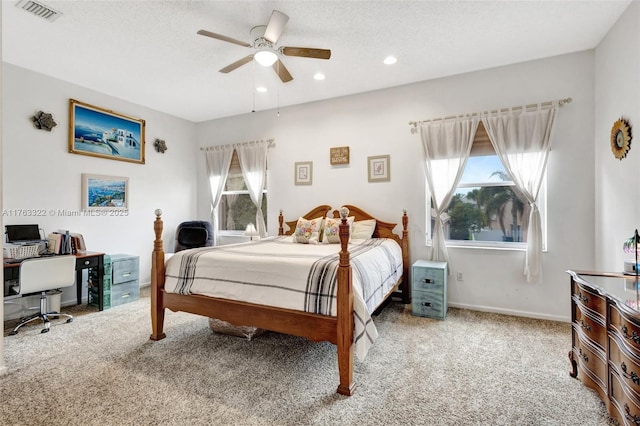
[0,0,7,375]
[2,64,198,318]
[594,1,640,271]
[196,51,596,322]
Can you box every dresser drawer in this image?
[610,369,640,426]
[111,279,139,307]
[573,304,606,349]
[573,340,607,395]
[610,303,640,354]
[76,255,101,270]
[112,257,139,285]
[609,334,640,398]
[413,267,445,291]
[572,280,606,315]
[412,290,446,319]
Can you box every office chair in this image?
[174,221,214,252]
[9,255,76,335]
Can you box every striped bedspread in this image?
[164,236,403,360]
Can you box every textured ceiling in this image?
[2,0,631,122]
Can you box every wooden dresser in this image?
[568,270,640,425]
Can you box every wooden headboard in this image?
[277,204,401,245]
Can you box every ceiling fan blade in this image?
[263,10,289,43]
[197,29,251,48]
[281,47,331,60]
[272,59,293,83]
[219,55,254,73]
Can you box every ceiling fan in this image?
[197,10,331,83]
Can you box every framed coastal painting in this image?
[69,99,145,164]
[82,174,129,210]
[367,155,390,182]
[295,161,313,185]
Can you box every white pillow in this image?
[352,219,376,240]
[322,216,355,244]
[292,216,324,244]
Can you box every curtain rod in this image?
[200,138,275,151]
[408,97,572,130]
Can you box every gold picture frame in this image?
[368,155,390,182]
[69,99,145,164]
[294,161,313,185]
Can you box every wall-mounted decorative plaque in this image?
[611,117,632,160]
[330,146,350,165]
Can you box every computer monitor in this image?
[5,224,42,243]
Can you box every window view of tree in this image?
[219,173,267,232]
[432,156,531,244]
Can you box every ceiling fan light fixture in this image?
[313,72,325,81]
[255,49,278,67]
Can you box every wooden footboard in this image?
[150,206,409,396]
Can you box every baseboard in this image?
[448,302,570,323]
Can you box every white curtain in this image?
[204,147,234,245]
[420,117,479,265]
[236,141,269,238]
[481,104,558,283]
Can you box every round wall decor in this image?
[611,117,632,160]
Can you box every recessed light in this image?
[313,72,325,80]
[256,86,267,93]
[384,56,397,65]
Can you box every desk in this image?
[3,252,105,311]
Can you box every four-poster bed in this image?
[150,204,409,395]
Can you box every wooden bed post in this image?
[278,209,284,236]
[336,206,355,396]
[401,209,411,304]
[150,209,166,341]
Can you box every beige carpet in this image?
[1,292,612,425]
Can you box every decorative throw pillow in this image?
[293,216,324,244]
[351,219,377,240]
[322,216,355,244]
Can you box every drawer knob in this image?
[421,302,432,307]
[622,362,640,385]
[579,348,589,363]
[580,320,591,332]
[577,291,589,304]
[622,324,640,344]
[624,403,640,425]
[421,278,433,284]
[84,260,90,266]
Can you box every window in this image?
[217,150,267,233]
[427,123,546,249]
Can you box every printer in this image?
[4,224,48,256]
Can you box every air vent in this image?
[16,0,62,22]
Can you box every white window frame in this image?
[425,164,547,252]
[215,149,268,238]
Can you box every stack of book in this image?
[47,231,86,255]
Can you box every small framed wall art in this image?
[330,146,350,165]
[294,161,313,185]
[82,173,129,210]
[368,155,390,182]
